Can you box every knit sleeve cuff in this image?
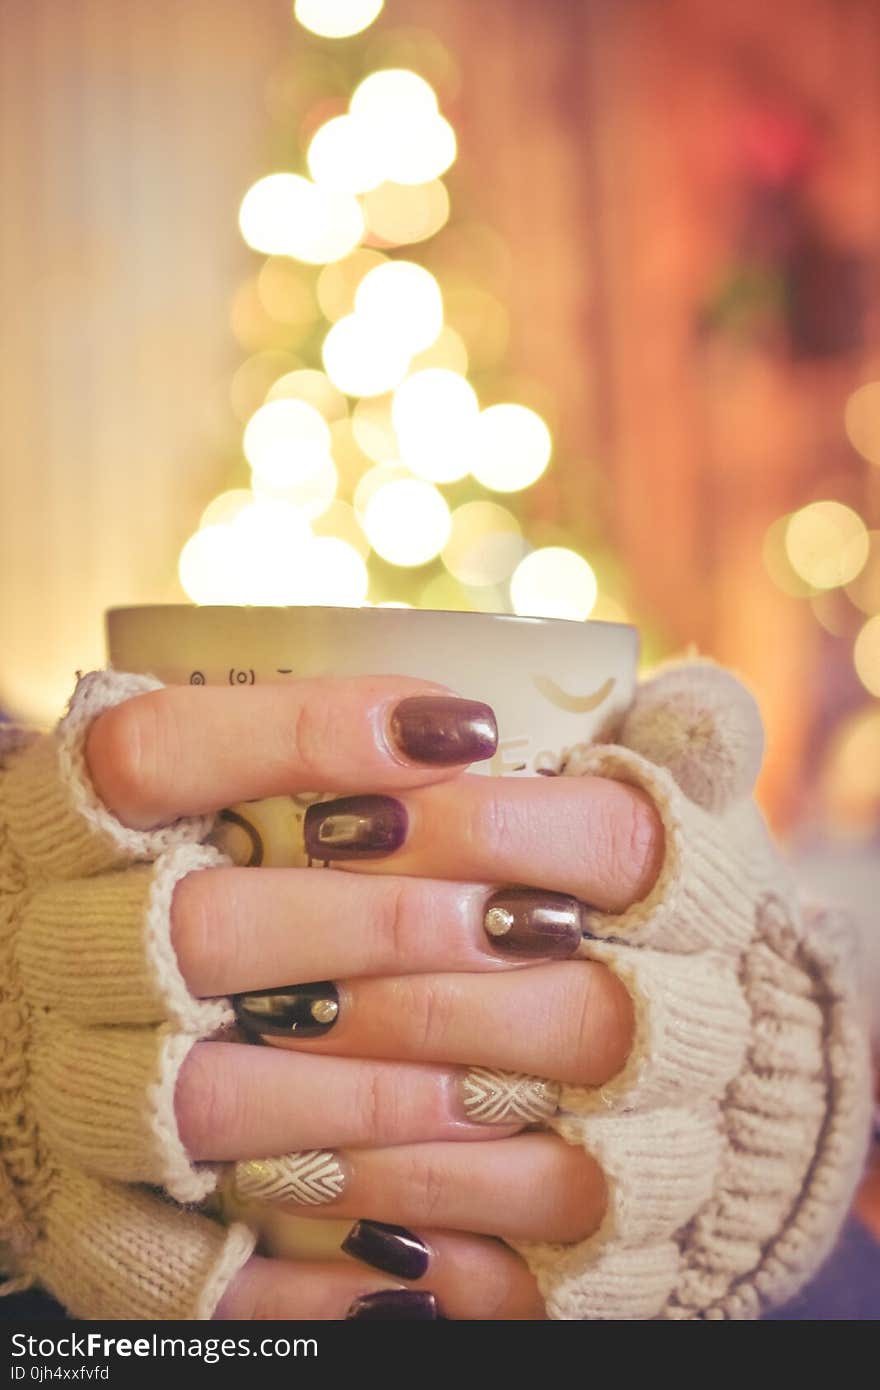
[0,671,214,880]
[564,742,763,954]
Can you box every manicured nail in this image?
[346,1290,439,1320]
[234,1151,348,1206]
[483,888,584,959]
[389,696,498,767]
[461,1067,561,1125]
[304,795,408,861]
[343,1221,431,1281]
[234,981,339,1037]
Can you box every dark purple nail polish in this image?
[343,1221,431,1281]
[346,1290,439,1320]
[304,795,407,861]
[234,981,339,1037]
[389,696,498,767]
[483,888,584,959]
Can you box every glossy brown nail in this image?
[483,888,584,958]
[343,1221,431,1281]
[389,696,497,767]
[304,794,408,861]
[346,1290,439,1320]
[234,981,339,1038]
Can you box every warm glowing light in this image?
[294,0,383,40]
[418,571,472,611]
[239,173,364,264]
[330,418,375,495]
[824,706,880,831]
[230,351,301,422]
[302,536,369,605]
[471,404,552,493]
[307,115,386,194]
[252,454,338,520]
[354,261,443,355]
[854,614,880,696]
[411,324,468,375]
[243,398,332,486]
[353,461,412,518]
[445,288,509,369]
[784,501,869,590]
[442,501,523,586]
[179,527,239,605]
[266,368,347,422]
[590,595,630,625]
[392,369,477,482]
[845,532,880,615]
[352,395,398,462]
[510,547,597,620]
[199,489,254,530]
[385,115,456,185]
[228,499,312,604]
[317,250,387,323]
[230,279,304,353]
[312,500,371,558]
[362,478,451,566]
[844,382,880,467]
[322,313,411,396]
[762,515,816,597]
[362,180,450,247]
[350,69,439,125]
[257,258,319,325]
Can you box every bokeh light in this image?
[445,287,509,369]
[179,526,239,605]
[353,460,412,518]
[252,454,338,519]
[230,350,301,422]
[510,547,598,620]
[350,68,439,125]
[303,535,370,605]
[243,398,332,485]
[844,381,880,467]
[199,489,254,530]
[392,369,478,482]
[330,417,375,494]
[239,173,364,264]
[349,69,455,185]
[266,368,347,422]
[419,571,472,611]
[322,312,411,396]
[845,531,880,615]
[307,114,386,194]
[442,501,524,586]
[784,501,869,590]
[362,477,451,565]
[230,279,305,353]
[354,260,443,354]
[362,180,450,246]
[763,514,817,597]
[854,614,880,696]
[312,499,371,558]
[229,499,313,604]
[824,706,880,831]
[317,249,387,322]
[294,0,384,40]
[257,258,319,326]
[352,394,397,462]
[410,324,468,375]
[471,403,552,493]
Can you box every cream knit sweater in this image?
[0,663,873,1320]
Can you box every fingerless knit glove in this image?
[0,672,254,1319]
[519,661,873,1319]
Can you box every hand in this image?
[81,675,661,1319]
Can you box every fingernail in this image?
[234,1151,348,1206]
[304,795,408,861]
[483,888,584,959]
[234,981,340,1037]
[389,696,498,766]
[346,1290,439,1320]
[343,1220,431,1281]
[461,1067,560,1125]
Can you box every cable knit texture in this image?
[0,662,872,1320]
[0,672,254,1318]
[515,660,873,1319]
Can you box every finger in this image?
[303,773,663,913]
[238,960,634,1088]
[235,1133,604,1245]
[85,677,497,830]
[172,868,586,997]
[175,1042,519,1162]
[216,1241,544,1319]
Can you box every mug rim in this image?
[106,604,637,639]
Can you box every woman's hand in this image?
[85,676,662,1319]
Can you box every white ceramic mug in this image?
[106,604,638,1256]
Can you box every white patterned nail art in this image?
[233,1151,347,1206]
[462,1067,561,1124]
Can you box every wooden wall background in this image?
[2,0,878,823]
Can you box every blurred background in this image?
[2,0,879,845]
